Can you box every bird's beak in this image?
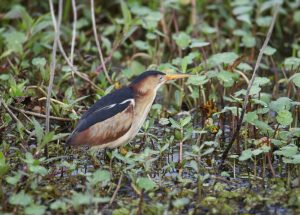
[165,74,191,81]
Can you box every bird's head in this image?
[130,70,190,95]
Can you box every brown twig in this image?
[9,105,72,122]
[90,0,113,84]
[219,4,280,169]
[57,38,104,92]
[137,189,144,215]
[47,0,62,132]
[109,172,124,206]
[49,1,102,93]
[179,139,183,176]
[0,97,31,134]
[70,0,77,65]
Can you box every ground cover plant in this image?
[1,0,300,214]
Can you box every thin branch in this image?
[9,106,72,122]
[70,0,77,64]
[46,0,62,157]
[49,0,103,93]
[219,4,280,168]
[90,0,113,84]
[1,98,21,124]
[0,97,30,134]
[57,39,104,92]
[109,172,124,206]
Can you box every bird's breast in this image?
[128,94,156,137]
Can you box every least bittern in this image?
[66,70,189,149]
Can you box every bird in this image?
[66,70,190,149]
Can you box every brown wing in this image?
[70,103,134,147]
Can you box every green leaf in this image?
[256,16,272,27]
[190,41,210,48]
[202,148,215,156]
[239,149,253,161]
[39,131,54,149]
[242,35,256,48]
[180,115,191,127]
[276,110,293,126]
[0,74,10,81]
[173,197,190,208]
[245,112,258,124]
[173,32,191,49]
[222,106,242,117]
[25,204,46,215]
[207,52,239,68]
[113,208,130,215]
[125,61,145,78]
[187,75,208,86]
[32,118,44,145]
[50,200,68,211]
[89,170,111,186]
[293,10,300,23]
[201,25,217,34]
[9,190,33,206]
[217,71,238,87]
[32,57,46,68]
[0,151,9,176]
[252,148,263,156]
[263,46,276,56]
[159,118,169,126]
[189,160,198,172]
[133,40,149,51]
[169,118,181,129]
[29,164,48,176]
[237,63,252,71]
[270,97,292,112]
[137,177,157,191]
[233,6,252,15]
[71,192,92,207]
[237,14,251,25]
[275,144,298,158]
[120,0,132,32]
[2,30,26,55]
[284,57,300,69]
[143,12,162,30]
[4,5,33,29]
[253,77,270,86]
[290,154,300,164]
[252,120,274,134]
[221,171,230,177]
[6,172,22,185]
[291,73,300,88]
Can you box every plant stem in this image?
[219,4,280,168]
[90,0,113,85]
[46,0,63,157]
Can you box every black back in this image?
[73,87,134,133]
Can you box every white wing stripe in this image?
[94,99,135,113]
[120,99,134,105]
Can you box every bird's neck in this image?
[134,89,156,106]
[130,84,158,112]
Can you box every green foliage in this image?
[9,190,33,206]
[1,0,300,214]
[0,152,8,176]
[136,177,157,192]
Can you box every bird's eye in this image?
[159,76,163,81]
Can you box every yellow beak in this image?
[165,74,191,81]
